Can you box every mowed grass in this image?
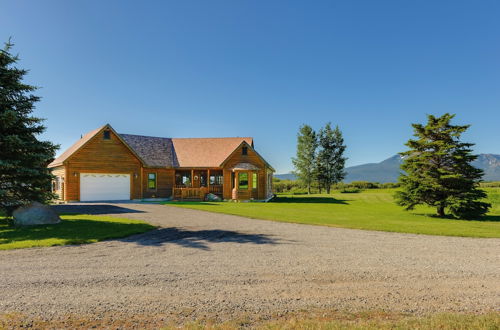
[177,312,500,330]
[0,214,155,250]
[165,188,500,238]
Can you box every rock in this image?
[205,193,222,202]
[13,202,61,226]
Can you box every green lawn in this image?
[165,188,500,238]
[0,214,155,250]
[177,312,500,330]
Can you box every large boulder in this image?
[205,193,222,202]
[13,202,61,226]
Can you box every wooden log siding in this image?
[221,144,269,200]
[142,169,175,198]
[64,130,142,201]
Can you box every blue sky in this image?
[1,1,499,173]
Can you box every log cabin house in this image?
[48,124,274,202]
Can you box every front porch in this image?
[173,169,223,200]
[172,164,263,201]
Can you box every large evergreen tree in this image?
[316,123,347,194]
[0,40,59,214]
[292,124,318,194]
[395,113,490,219]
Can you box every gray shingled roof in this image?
[120,134,178,167]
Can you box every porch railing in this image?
[209,184,223,195]
[173,186,208,200]
[173,184,223,200]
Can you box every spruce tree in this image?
[316,123,347,194]
[0,40,59,214]
[395,113,490,219]
[292,124,318,194]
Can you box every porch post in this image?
[233,170,239,200]
[207,169,210,192]
[191,169,194,188]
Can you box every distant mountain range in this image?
[275,153,500,183]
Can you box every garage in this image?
[80,173,131,201]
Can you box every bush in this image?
[349,181,380,189]
[273,179,301,193]
[480,181,500,188]
[340,187,361,193]
[289,187,310,195]
[273,179,400,194]
[380,182,401,189]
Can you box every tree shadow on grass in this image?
[52,204,145,215]
[473,215,500,222]
[121,227,281,251]
[272,196,349,204]
[0,219,154,247]
[412,212,500,222]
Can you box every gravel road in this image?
[0,202,499,324]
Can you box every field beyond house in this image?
[166,188,500,238]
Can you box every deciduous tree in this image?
[292,124,317,194]
[316,123,347,194]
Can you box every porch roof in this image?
[230,162,261,171]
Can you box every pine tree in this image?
[0,40,59,214]
[292,124,318,194]
[395,113,490,219]
[316,123,347,194]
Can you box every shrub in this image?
[380,182,401,189]
[340,187,361,193]
[480,181,500,188]
[273,180,301,193]
[349,181,380,189]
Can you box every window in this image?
[210,174,223,185]
[52,177,64,192]
[242,146,248,156]
[52,177,58,192]
[175,171,191,187]
[252,173,258,189]
[148,173,157,189]
[103,130,111,140]
[238,172,248,189]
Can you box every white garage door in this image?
[80,173,131,201]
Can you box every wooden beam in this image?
[207,169,210,192]
[248,171,252,191]
[234,171,238,197]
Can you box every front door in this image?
[192,171,201,188]
[192,170,208,188]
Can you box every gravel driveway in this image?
[0,202,499,324]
